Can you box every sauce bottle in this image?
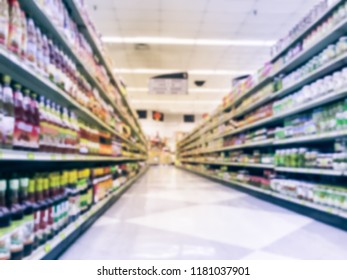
[13,83,26,150]
[28,177,39,250]
[0,83,3,145]
[8,178,24,260]
[50,173,59,235]
[7,0,22,55]
[43,177,53,240]
[0,0,9,46]
[20,11,26,59]
[19,177,34,257]
[0,178,11,260]
[35,176,47,246]
[42,35,49,77]
[45,99,55,153]
[35,27,43,73]
[26,18,36,67]
[2,75,14,149]
[30,93,40,151]
[48,39,56,82]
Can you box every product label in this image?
[0,227,11,260]
[0,16,9,45]
[2,116,14,147]
[13,121,34,149]
[10,220,24,253]
[22,214,34,245]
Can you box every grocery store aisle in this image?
[60,166,347,260]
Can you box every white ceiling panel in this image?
[85,0,321,115]
[161,0,209,12]
[113,0,160,10]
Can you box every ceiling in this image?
[85,0,320,114]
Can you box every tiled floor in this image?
[60,166,347,260]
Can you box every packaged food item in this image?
[26,18,37,66]
[0,0,9,46]
[27,178,39,250]
[20,11,27,58]
[19,177,34,257]
[7,0,22,55]
[0,178,11,260]
[2,75,14,148]
[9,178,24,260]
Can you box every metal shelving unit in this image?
[24,167,148,260]
[178,166,347,230]
[0,149,146,162]
[62,0,146,146]
[176,0,347,231]
[178,1,347,151]
[0,0,149,263]
[18,0,146,150]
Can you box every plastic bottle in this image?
[19,177,34,257]
[30,93,40,151]
[7,0,22,55]
[20,11,26,58]
[38,96,47,152]
[2,76,14,148]
[0,178,11,260]
[42,35,49,77]
[35,27,43,73]
[9,178,24,260]
[27,177,39,250]
[12,83,26,150]
[0,83,3,145]
[35,176,47,246]
[0,0,9,46]
[43,178,54,240]
[26,18,36,66]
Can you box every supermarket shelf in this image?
[179,166,347,230]
[181,131,347,158]
[217,87,347,141]
[180,115,235,152]
[233,3,347,109]
[180,159,346,177]
[18,0,112,112]
[233,76,272,107]
[276,167,344,176]
[25,166,149,260]
[0,48,135,147]
[234,51,347,118]
[179,2,347,149]
[181,139,273,156]
[179,106,228,147]
[183,85,347,150]
[272,14,347,77]
[180,159,273,169]
[62,0,145,144]
[270,0,342,63]
[275,130,347,145]
[0,149,146,162]
[18,0,145,148]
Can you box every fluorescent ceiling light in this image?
[103,36,275,47]
[130,100,220,105]
[115,68,252,76]
[127,87,230,93]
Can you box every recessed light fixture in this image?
[127,87,230,93]
[129,100,220,105]
[102,36,275,47]
[115,68,253,76]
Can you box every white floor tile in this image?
[128,204,312,250]
[142,189,246,204]
[242,251,296,260]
